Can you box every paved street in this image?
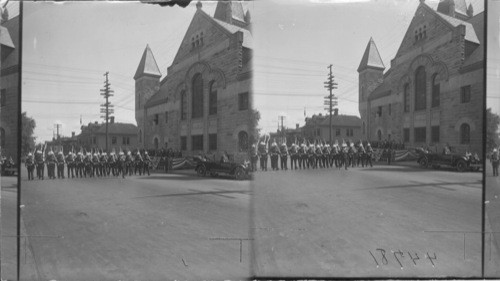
[17,171,251,280]
[252,162,484,278]
[485,162,500,277]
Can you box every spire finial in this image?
[196,0,202,10]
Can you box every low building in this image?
[76,119,138,152]
[302,111,362,143]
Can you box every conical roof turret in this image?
[134,44,162,80]
[357,37,385,72]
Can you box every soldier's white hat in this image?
[28,153,32,157]
[272,142,277,147]
[36,150,42,154]
[68,152,72,155]
[119,151,124,155]
[58,151,63,155]
[48,151,54,155]
[145,151,148,155]
[494,149,498,153]
[127,151,131,155]
[367,143,371,146]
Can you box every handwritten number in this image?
[393,250,404,268]
[376,248,388,265]
[407,252,420,265]
[369,251,379,266]
[426,252,437,266]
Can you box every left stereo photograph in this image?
[12,1,255,280]
[1,0,21,280]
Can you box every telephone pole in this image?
[278,115,286,140]
[100,72,114,153]
[324,64,338,144]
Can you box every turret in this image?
[134,45,161,147]
[358,37,385,139]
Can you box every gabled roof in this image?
[436,11,479,44]
[134,44,162,80]
[357,37,385,72]
[212,17,253,49]
[95,123,137,135]
[319,115,362,127]
[463,11,484,68]
[144,87,167,108]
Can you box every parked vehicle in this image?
[415,147,481,172]
[195,155,249,180]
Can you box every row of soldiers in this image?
[249,136,375,172]
[25,146,152,180]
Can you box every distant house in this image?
[0,9,19,159]
[76,118,138,152]
[302,111,362,143]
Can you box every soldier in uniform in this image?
[100,152,108,176]
[125,151,133,176]
[91,152,100,177]
[56,151,65,179]
[66,151,75,178]
[348,142,356,168]
[108,152,117,176]
[46,150,57,179]
[250,143,258,172]
[258,135,269,171]
[298,142,307,169]
[143,151,152,176]
[270,139,280,171]
[118,151,126,178]
[307,143,316,169]
[491,148,499,177]
[357,142,366,167]
[35,149,45,180]
[365,142,374,168]
[26,152,35,180]
[315,142,323,168]
[322,143,330,168]
[83,151,92,177]
[340,141,349,170]
[289,142,299,170]
[331,142,339,168]
[75,152,84,178]
[134,150,144,175]
[279,140,288,171]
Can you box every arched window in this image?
[377,130,382,141]
[431,73,440,108]
[403,83,410,112]
[192,74,203,119]
[238,131,249,152]
[460,123,470,144]
[154,137,159,150]
[139,129,142,143]
[180,90,187,120]
[0,127,5,148]
[209,80,217,115]
[414,66,426,111]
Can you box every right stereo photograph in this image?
[251,0,489,278]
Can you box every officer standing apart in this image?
[491,148,499,177]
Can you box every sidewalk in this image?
[1,176,39,281]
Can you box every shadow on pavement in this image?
[132,188,251,199]
[136,174,250,182]
[358,180,482,191]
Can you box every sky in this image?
[488,0,500,115]
[22,0,254,142]
[253,0,485,134]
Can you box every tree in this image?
[22,112,36,156]
[487,108,500,151]
[249,109,261,143]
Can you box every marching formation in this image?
[25,145,153,180]
[249,135,375,172]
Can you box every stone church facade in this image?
[135,1,252,162]
[1,10,19,160]
[358,0,483,154]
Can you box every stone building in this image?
[135,0,253,162]
[302,111,362,143]
[0,10,19,160]
[358,0,483,154]
[76,119,138,152]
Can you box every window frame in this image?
[238,92,249,111]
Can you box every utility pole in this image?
[324,64,338,144]
[54,123,62,140]
[278,115,286,140]
[100,72,114,153]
